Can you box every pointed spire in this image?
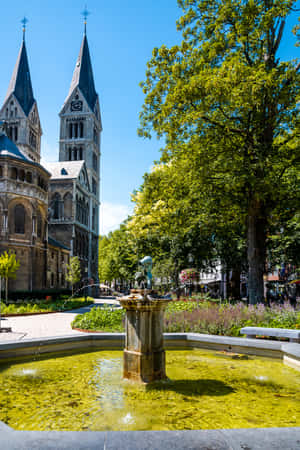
[67,33,97,111]
[4,30,35,116]
[21,17,28,41]
[81,6,90,35]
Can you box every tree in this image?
[0,251,20,303]
[66,256,81,295]
[139,0,300,303]
[98,225,137,288]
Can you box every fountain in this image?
[119,256,171,383]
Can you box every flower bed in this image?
[71,300,300,336]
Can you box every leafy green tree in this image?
[98,225,138,288]
[0,251,20,303]
[66,256,81,295]
[138,0,300,303]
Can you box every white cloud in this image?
[100,202,132,235]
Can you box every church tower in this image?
[59,28,102,236]
[0,22,42,163]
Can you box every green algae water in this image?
[0,349,299,431]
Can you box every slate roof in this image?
[4,39,35,116]
[0,133,29,161]
[48,236,70,251]
[65,34,98,111]
[44,160,85,180]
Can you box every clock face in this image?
[71,100,83,112]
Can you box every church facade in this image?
[0,28,101,292]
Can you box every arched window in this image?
[14,204,25,234]
[79,122,84,138]
[69,123,72,139]
[52,193,61,219]
[79,147,83,160]
[68,148,72,161]
[73,147,78,160]
[18,169,25,181]
[10,168,18,180]
[26,172,32,183]
[37,212,43,238]
[64,192,72,220]
[74,123,78,138]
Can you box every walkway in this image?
[0,298,120,341]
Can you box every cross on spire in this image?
[81,6,90,35]
[21,16,28,40]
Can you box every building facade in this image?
[0,26,101,292]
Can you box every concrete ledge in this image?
[0,427,299,449]
[0,332,299,370]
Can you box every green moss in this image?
[0,349,299,431]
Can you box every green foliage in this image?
[72,306,125,332]
[137,0,300,304]
[70,300,299,336]
[66,256,81,294]
[0,251,20,302]
[98,224,137,285]
[1,297,93,315]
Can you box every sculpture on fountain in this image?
[119,256,171,383]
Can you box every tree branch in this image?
[273,20,285,54]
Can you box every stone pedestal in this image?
[119,290,171,383]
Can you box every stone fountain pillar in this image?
[119,290,171,383]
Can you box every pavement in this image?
[0,297,120,341]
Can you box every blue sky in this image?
[0,1,299,234]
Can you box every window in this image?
[26,172,32,183]
[92,207,96,230]
[79,122,84,138]
[51,273,54,287]
[79,147,83,160]
[68,121,84,139]
[64,192,72,220]
[10,168,18,180]
[37,213,42,238]
[0,166,3,178]
[14,204,25,234]
[93,154,97,171]
[18,170,25,182]
[29,130,37,149]
[92,178,97,195]
[52,193,61,219]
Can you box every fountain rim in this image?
[0,332,299,447]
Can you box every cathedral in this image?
[0,24,101,292]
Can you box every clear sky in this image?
[0,1,299,234]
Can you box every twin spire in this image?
[3,13,97,117]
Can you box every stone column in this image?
[120,291,171,383]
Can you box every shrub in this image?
[72,307,125,332]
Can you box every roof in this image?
[48,236,70,251]
[0,133,29,161]
[44,160,85,180]
[4,39,35,116]
[65,34,98,111]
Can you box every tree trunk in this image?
[247,199,266,304]
[230,267,241,300]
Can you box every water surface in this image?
[0,349,299,430]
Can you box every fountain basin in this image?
[0,347,299,432]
